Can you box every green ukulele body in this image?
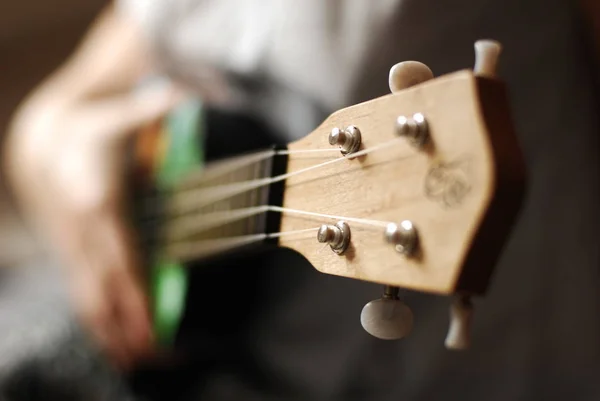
[131,99,204,347]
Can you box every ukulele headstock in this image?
[279,40,525,347]
[132,40,526,350]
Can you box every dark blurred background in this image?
[0,0,104,132]
[0,2,599,401]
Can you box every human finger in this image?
[99,212,153,359]
[61,218,134,368]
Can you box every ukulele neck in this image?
[136,147,289,263]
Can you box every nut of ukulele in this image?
[360,286,413,340]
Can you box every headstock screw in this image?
[396,113,428,147]
[444,294,473,350]
[329,125,362,155]
[317,221,351,255]
[385,220,419,256]
[360,286,414,340]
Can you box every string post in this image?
[385,220,419,256]
[317,221,351,255]
[396,113,428,148]
[329,126,362,155]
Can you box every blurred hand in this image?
[6,83,184,369]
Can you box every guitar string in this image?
[171,137,403,199]
[174,149,276,188]
[275,148,344,155]
[138,147,350,211]
[146,138,404,259]
[165,136,405,215]
[164,205,271,239]
[190,146,348,184]
[162,205,391,241]
[163,200,399,261]
[166,147,354,192]
[164,227,319,262]
[267,206,391,228]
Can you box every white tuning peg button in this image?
[388,61,434,93]
[360,286,414,340]
[444,295,473,350]
[473,39,502,78]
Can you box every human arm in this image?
[4,3,184,370]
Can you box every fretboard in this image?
[136,148,288,262]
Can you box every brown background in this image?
[0,0,105,134]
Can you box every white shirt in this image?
[118,0,420,140]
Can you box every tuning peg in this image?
[360,286,413,340]
[329,126,362,155]
[473,39,502,78]
[388,61,434,93]
[444,294,473,350]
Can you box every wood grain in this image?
[279,70,525,296]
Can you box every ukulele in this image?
[129,40,526,351]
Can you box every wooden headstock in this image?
[279,69,525,296]
[278,40,525,348]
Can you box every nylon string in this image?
[165,227,320,261]
[160,137,405,260]
[167,136,404,214]
[165,205,392,245]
